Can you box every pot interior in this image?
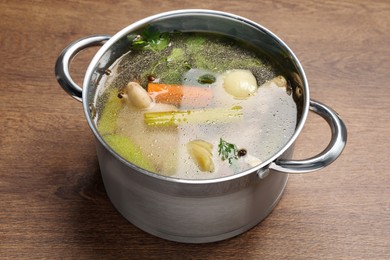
[83,10,309,180]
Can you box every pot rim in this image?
[82,9,310,184]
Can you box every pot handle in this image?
[55,35,111,102]
[269,100,347,174]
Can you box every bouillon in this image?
[95,26,297,179]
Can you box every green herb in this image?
[218,138,238,165]
[130,25,170,52]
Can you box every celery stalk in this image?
[144,106,243,127]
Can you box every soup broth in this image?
[95,28,297,179]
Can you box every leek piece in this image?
[98,89,123,135]
[144,106,243,127]
[103,134,156,172]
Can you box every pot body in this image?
[96,140,292,243]
[55,9,347,243]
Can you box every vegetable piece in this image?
[273,75,287,88]
[98,89,123,136]
[244,154,262,167]
[218,138,238,165]
[223,69,257,99]
[144,106,243,127]
[103,134,156,172]
[187,140,215,172]
[121,81,152,109]
[259,76,292,96]
[147,83,213,107]
[261,75,288,88]
[130,25,169,52]
[167,48,185,62]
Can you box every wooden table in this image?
[1,0,389,259]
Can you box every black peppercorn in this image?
[148,75,156,82]
[238,149,247,157]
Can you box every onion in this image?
[223,69,257,99]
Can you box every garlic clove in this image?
[187,140,215,172]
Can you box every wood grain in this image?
[1,0,389,259]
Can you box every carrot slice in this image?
[148,83,213,107]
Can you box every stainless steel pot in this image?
[55,9,347,243]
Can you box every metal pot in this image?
[55,9,347,243]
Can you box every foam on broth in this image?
[95,30,297,179]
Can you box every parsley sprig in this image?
[218,138,238,165]
[129,25,169,52]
